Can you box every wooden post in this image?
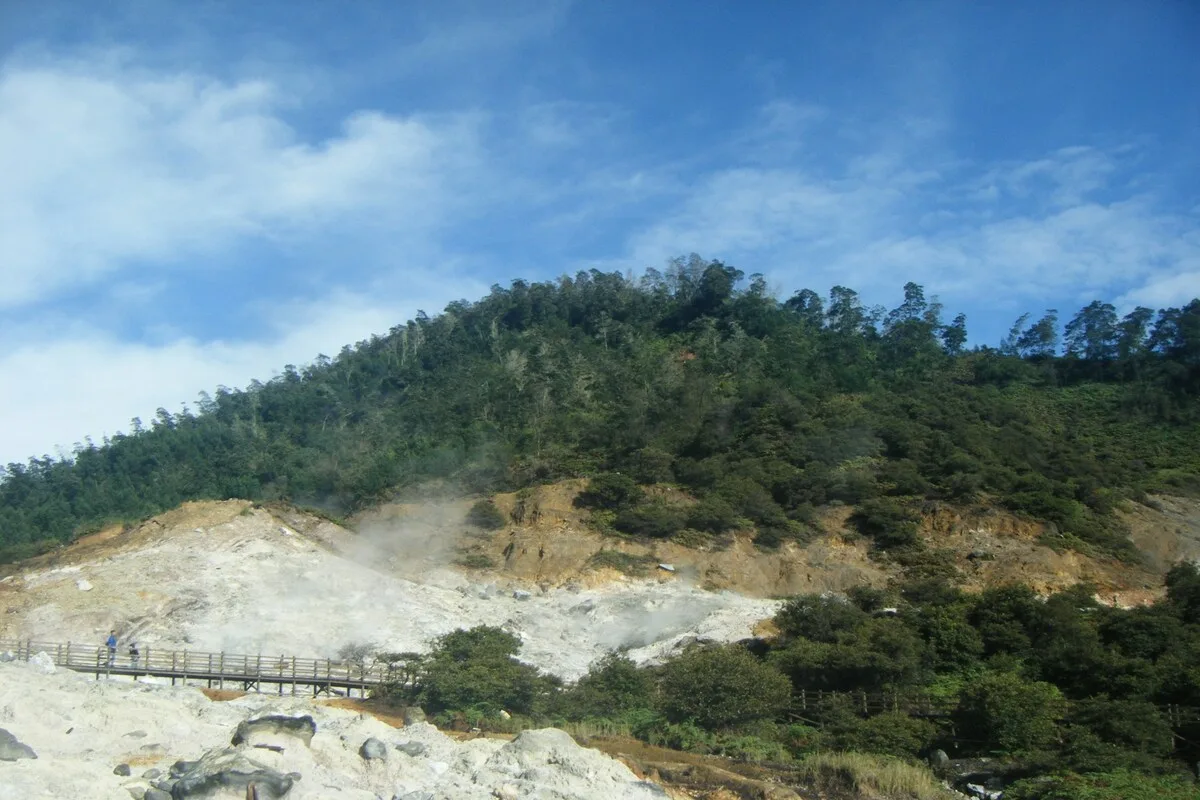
[291,656,297,696]
[219,653,225,690]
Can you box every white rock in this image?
[76,579,93,591]
[29,651,56,673]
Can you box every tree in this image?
[775,594,868,644]
[1016,310,1060,358]
[827,286,867,336]
[954,671,1067,754]
[941,313,968,355]
[1064,301,1119,360]
[419,626,550,715]
[785,288,825,328]
[566,653,655,719]
[659,645,791,729]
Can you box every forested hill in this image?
[2,256,1199,561]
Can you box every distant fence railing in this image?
[0,638,397,697]
[5,638,1200,727]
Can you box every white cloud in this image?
[0,53,482,308]
[617,132,1200,310]
[0,287,468,465]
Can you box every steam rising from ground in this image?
[2,504,779,681]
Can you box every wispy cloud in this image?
[0,52,484,309]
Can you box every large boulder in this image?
[230,715,316,749]
[169,747,297,799]
[0,727,37,761]
[359,737,387,761]
[480,729,667,799]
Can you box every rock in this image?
[359,736,388,760]
[142,767,162,779]
[0,727,37,761]
[28,651,56,673]
[77,578,94,591]
[124,730,149,738]
[393,793,434,800]
[402,706,426,725]
[493,785,520,799]
[657,563,676,572]
[114,763,133,776]
[170,759,197,778]
[0,651,13,662]
[498,709,511,720]
[170,747,296,799]
[512,590,532,601]
[151,780,175,793]
[143,789,171,800]
[231,714,316,748]
[929,748,950,768]
[396,741,428,758]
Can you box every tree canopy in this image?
[2,255,1198,563]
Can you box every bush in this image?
[774,594,868,643]
[851,498,921,549]
[829,711,937,759]
[659,645,792,729]
[953,671,1066,754]
[686,495,740,533]
[798,752,955,800]
[465,499,506,530]
[612,500,686,538]
[575,473,644,511]
[565,653,655,719]
[585,550,656,576]
[1004,770,1200,800]
[419,626,552,716]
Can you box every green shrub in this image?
[798,752,956,800]
[454,552,495,569]
[465,499,506,530]
[829,711,937,759]
[419,626,551,716]
[851,498,921,549]
[612,500,686,538]
[585,550,656,576]
[565,653,655,719]
[659,645,792,729]
[686,495,740,533]
[575,473,644,510]
[774,594,868,643]
[1004,770,1200,800]
[954,671,1067,754]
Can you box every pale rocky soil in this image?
[0,500,778,680]
[0,658,669,800]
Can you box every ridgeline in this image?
[2,255,1198,562]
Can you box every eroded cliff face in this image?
[439,482,1184,604]
[1,484,1193,674]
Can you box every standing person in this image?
[105,631,117,667]
[129,642,140,669]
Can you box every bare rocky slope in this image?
[2,486,1198,799]
[0,658,671,800]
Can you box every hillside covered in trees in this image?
[1,255,1198,562]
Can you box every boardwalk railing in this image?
[0,638,397,698]
[5,638,1200,728]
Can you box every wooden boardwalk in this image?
[0,638,392,698]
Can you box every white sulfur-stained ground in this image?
[0,502,780,681]
[0,658,670,800]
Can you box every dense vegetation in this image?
[1,255,1198,564]
[379,564,1200,796]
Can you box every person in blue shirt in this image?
[105,631,117,667]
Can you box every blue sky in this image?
[1,0,1198,464]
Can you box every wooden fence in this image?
[0,638,395,698]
